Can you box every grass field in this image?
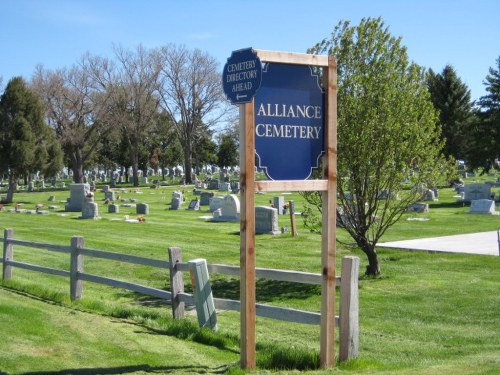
[0,175,499,374]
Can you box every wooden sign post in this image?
[233,50,337,369]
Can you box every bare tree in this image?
[108,44,161,186]
[155,44,227,183]
[32,55,114,183]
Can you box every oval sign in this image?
[222,48,262,104]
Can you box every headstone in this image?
[462,183,492,202]
[48,196,56,202]
[142,177,148,184]
[65,183,90,212]
[209,196,224,212]
[200,192,214,206]
[136,203,149,215]
[273,196,286,215]
[207,180,220,190]
[170,197,182,210]
[212,194,240,222]
[230,181,240,194]
[102,185,110,193]
[219,182,231,192]
[108,204,119,213]
[105,190,116,201]
[423,189,437,202]
[407,203,429,213]
[172,191,184,201]
[467,199,499,215]
[188,199,200,211]
[81,194,99,219]
[255,206,281,235]
[28,182,34,192]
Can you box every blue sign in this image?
[254,63,325,181]
[222,48,262,104]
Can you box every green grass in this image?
[0,176,499,374]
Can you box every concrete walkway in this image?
[378,231,500,256]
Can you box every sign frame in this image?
[237,49,337,369]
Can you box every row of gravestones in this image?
[170,191,283,234]
[64,183,149,219]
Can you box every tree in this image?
[217,134,238,169]
[306,18,450,275]
[427,65,475,160]
[109,45,162,186]
[467,56,500,172]
[31,55,114,183]
[156,44,228,183]
[0,77,63,203]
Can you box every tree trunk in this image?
[70,149,84,183]
[364,247,380,276]
[5,174,17,204]
[183,141,193,184]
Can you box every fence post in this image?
[189,258,217,331]
[2,228,14,280]
[70,236,84,301]
[168,247,185,319]
[339,256,360,361]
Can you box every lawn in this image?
[0,176,499,374]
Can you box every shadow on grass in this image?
[210,277,321,302]
[23,364,231,374]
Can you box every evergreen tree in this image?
[217,134,238,169]
[468,56,500,172]
[428,65,475,160]
[0,77,63,203]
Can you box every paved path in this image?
[378,231,500,256]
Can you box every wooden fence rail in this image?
[1,228,359,360]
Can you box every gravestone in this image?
[136,203,149,215]
[188,199,200,211]
[219,182,231,192]
[200,192,214,206]
[28,182,34,192]
[65,183,90,212]
[209,196,225,212]
[48,196,55,202]
[108,204,119,213]
[172,191,184,201]
[170,197,182,210]
[467,199,499,215]
[462,183,492,202]
[273,196,286,215]
[230,181,240,194]
[212,194,240,222]
[102,185,110,192]
[423,189,438,202]
[255,206,281,235]
[207,180,220,190]
[81,194,99,219]
[407,203,429,213]
[105,190,116,201]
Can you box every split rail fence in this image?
[1,228,359,360]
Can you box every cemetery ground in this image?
[0,178,499,374]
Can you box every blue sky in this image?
[1,0,498,102]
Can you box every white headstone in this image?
[209,196,225,212]
[212,194,240,222]
[467,199,499,215]
[65,183,90,212]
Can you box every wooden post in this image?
[189,258,217,330]
[320,55,338,367]
[289,200,298,236]
[240,100,256,369]
[339,256,360,361]
[70,236,84,301]
[2,228,14,280]
[168,247,185,319]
